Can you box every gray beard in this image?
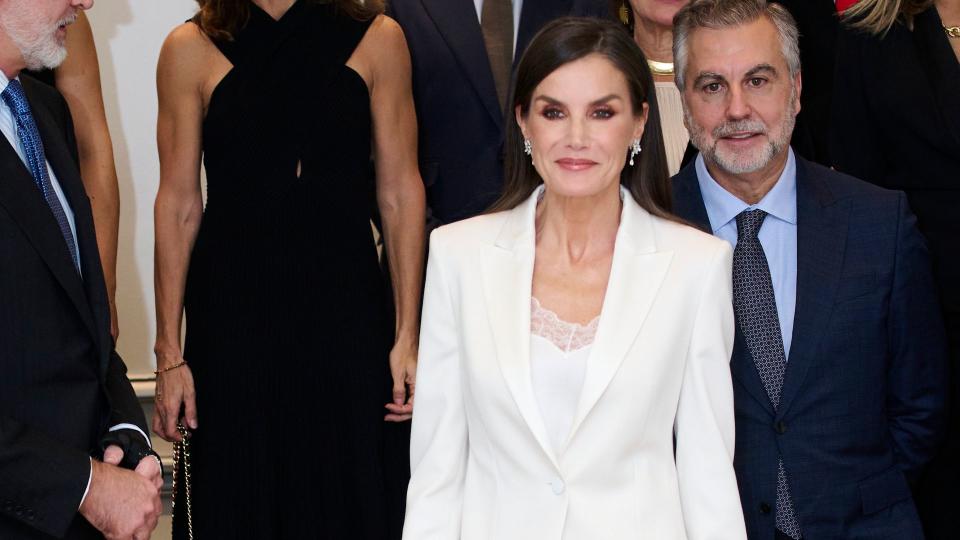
[685,96,797,175]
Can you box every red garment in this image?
[836,0,859,12]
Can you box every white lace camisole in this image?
[529,297,598,452]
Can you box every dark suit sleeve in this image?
[830,27,886,183]
[0,416,92,537]
[886,192,948,482]
[104,349,149,437]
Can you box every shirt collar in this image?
[695,148,798,234]
[0,69,12,94]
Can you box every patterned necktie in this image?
[2,79,80,272]
[732,209,802,540]
[481,0,513,112]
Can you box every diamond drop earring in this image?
[523,139,532,156]
[629,139,642,166]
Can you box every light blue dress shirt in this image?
[695,150,798,359]
[0,70,80,264]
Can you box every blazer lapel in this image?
[912,8,960,153]
[568,194,672,438]
[777,159,849,418]
[481,189,557,466]
[0,136,97,345]
[672,164,776,416]
[421,0,504,129]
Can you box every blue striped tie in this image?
[2,79,80,272]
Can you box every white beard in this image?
[0,8,72,71]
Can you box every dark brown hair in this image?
[490,17,673,218]
[193,0,383,42]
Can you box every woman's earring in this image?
[629,139,642,166]
[523,139,532,156]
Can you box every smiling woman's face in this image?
[517,53,647,200]
[629,0,690,30]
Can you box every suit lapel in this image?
[671,164,776,416]
[421,0,504,129]
[777,159,849,418]
[0,135,98,347]
[912,8,960,153]
[671,163,710,232]
[481,189,557,466]
[567,195,672,439]
[27,85,108,364]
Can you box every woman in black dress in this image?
[153,0,425,537]
[832,1,960,538]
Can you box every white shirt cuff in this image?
[109,423,152,449]
[79,457,92,510]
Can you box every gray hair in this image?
[673,0,801,90]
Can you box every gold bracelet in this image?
[154,360,187,375]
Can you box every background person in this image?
[152,0,425,537]
[389,0,609,226]
[832,0,960,537]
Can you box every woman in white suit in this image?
[404,18,747,540]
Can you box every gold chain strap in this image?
[172,423,194,540]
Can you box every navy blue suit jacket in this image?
[672,156,947,539]
[388,0,609,223]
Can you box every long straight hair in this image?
[489,17,673,219]
[193,0,383,42]
[842,0,932,35]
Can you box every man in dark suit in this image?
[389,0,609,224]
[0,1,162,539]
[669,1,947,538]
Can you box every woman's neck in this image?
[253,0,297,20]
[535,185,621,264]
[632,17,674,64]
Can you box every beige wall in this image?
[88,1,199,378]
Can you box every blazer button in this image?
[774,421,787,434]
[549,478,566,495]
[760,502,772,515]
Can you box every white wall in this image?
[88,1,200,378]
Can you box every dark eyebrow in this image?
[532,94,623,107]
[692,71,725,88]
[744,64,778,79]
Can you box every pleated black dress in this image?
[176,2,408,538]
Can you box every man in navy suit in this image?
[389,0,609,224]
[669,1,947,538]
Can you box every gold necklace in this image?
[945,24,960,38]
[647,59,675,76]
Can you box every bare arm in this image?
[152,24,209,442]
[53,11,121,339]
[355,16,426,422]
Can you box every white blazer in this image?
[404,187,747,540]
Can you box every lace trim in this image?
[530,297,599,353]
